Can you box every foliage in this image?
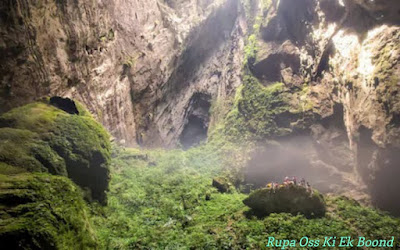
[91,147,400,249]
[243,185,326,218]
[0,173,97,250]
[0,100,111,202]
[244,34,258,64]
[223,75,291,141]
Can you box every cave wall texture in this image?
[0,0,245,148]
[240,0,400,214]
[0,0,399,213]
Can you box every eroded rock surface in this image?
[0,0,245,147]
[239,0,400,214]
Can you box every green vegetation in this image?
[372,38,400,118]
[0,100,111,202]
[223,75,291,141]
[244,34,259,64]
[243,185,326,218]
[91,147,400,249]
[0,99,112,249]
[1,99,399,249]
[0,173,97,250]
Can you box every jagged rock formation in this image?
[236,0,400,215]
[0,0,245,147]
[0,0,399,215]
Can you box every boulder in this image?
[243,184,326,218]
[0,99,111,203]
[0,173,97,249]
[212,177,232,193]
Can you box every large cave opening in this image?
[179,93,211,149]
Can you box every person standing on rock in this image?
[292,176,297,185]
[300,178,306,187]
[307,182,313,195]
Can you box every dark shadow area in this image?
[320,103,346,130]
[49,96,79,115]
[252,53,300,83]
[261,0,316,46]
[161,0,238,97]
[314,42,335,79]
[180,93,211,149]
[370,148,400,216]
[356,126,376,181]
[319,0,346,23]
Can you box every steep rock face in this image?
[0,0,245,147]
[239,0,400,214]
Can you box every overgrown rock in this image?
[243,185,326,218]
[0,99,111,203]
[212,177,232,193]
[0,173,97,249]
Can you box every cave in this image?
[49,96,79,115]
[179,93,211,149]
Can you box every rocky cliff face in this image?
[1,0,399,213]
[238,0,400,214]
[0,0,244,147]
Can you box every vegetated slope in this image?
[0,99,112,249]
[0,99,111,202]
[92,146,400,249]
[0,173,97,250]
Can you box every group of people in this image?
[266,176,313,194]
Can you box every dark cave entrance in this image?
[49,96,79,115]
[179,93,211,149]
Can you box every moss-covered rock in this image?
[0,173,97,249]
[243,185,326,218]
[0,98,111,203]
[212,177,233,193]
[223,75,316,141]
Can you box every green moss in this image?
[0,162,26,175]
[242,0,272,66]
[219,73,317,142]
[372,38,400,117]
[0,100,111,203]
[91,147,400,249]
[0,102,61,133]
[243,185,326,218]
[0,128,66,175]
[244,34,259,63]
[0,173,97,249]
[223,75,293,140]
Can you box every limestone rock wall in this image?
[0,0,244,147]
[243,0,400,213]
